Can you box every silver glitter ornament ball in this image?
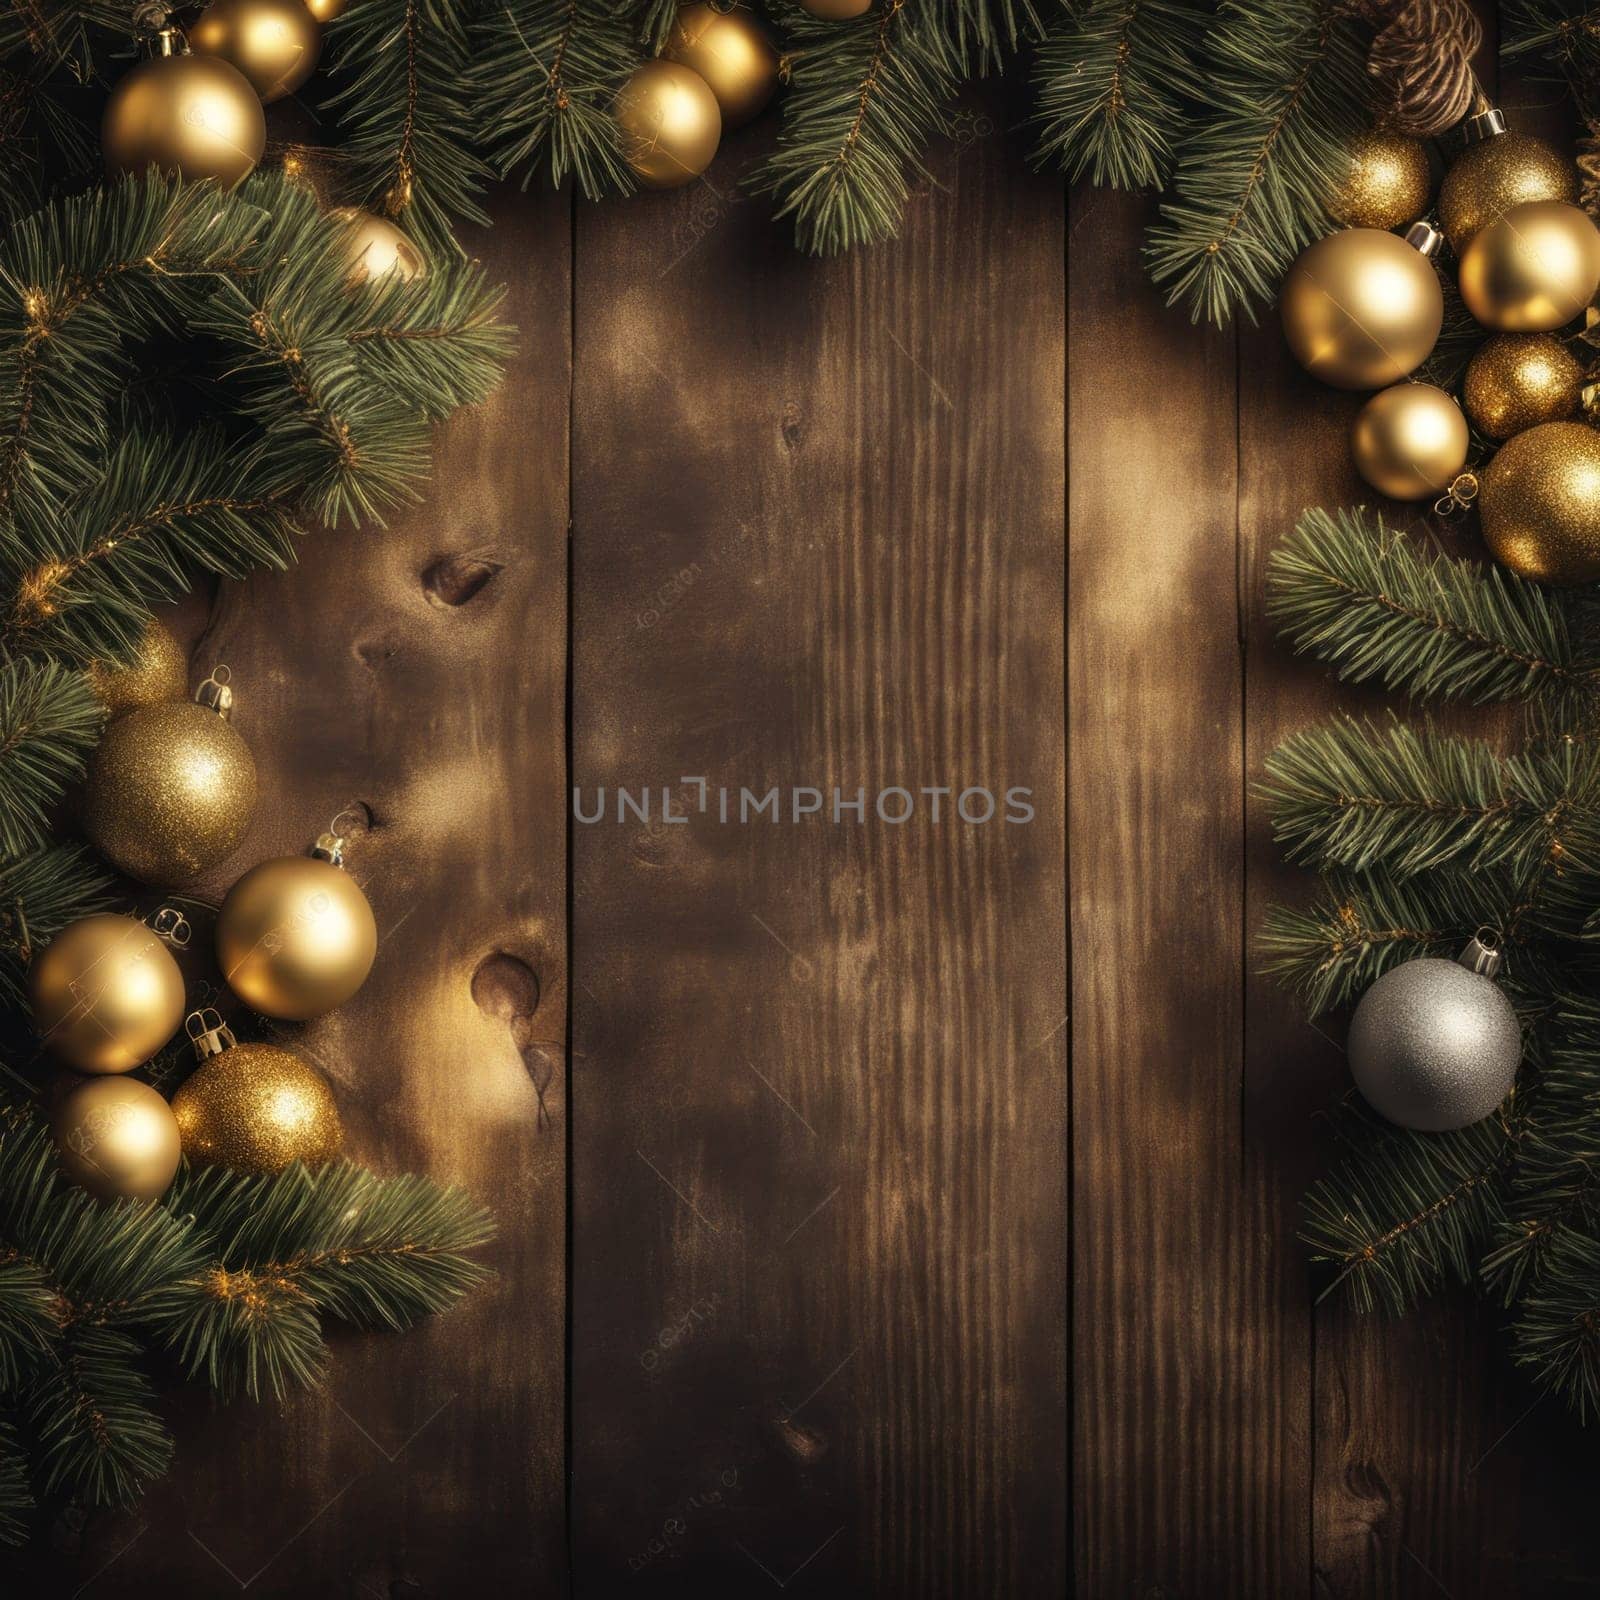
[1347,938,1522,1132]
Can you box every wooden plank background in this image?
[12,20,1600,1598]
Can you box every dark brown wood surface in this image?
[15,41,1600,1600]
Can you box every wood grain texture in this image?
[13,186,572,1597]
[568,81,1067,1598]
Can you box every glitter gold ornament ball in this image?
[663,3,779,128]
[53,1075,182,1201]
[174,1039,343,1172]
[1478,421,1600,585]
[1331,129,1432,230]
[87,618,188,718]
[1280,226,1444,390]
[1463,333,1584,439]
[329,207,427,284]
[81,696,257,888]
[188,0,322,104]
[1439,125,1577,252]
[614,60,721,189]
[1350,383,1470,501]
[30,913,187,1074]
[216,852,377,1019]
[102,41,265,186]
[1458,200,1600,333]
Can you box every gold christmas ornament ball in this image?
[302,0,347,18]
[663,4,779,128]
[173,1041,343,1172]
[102,50,266,186]
[87,618,188,718]
[329,207,427,284]
[1439,130,1578,253]
[189,0,321,103]
[1463,334,1584,439]
[82,701,256,888]
[1479,421,1600,585]
[1350,383,1470,501]
[1281,227,1444,390]
[1458,201,1600,333]
[52,1076,182,1202]
[1331,130,1433,230]
[614,60,721,189]
[216,854,377,1019]
[799,0,872,14]
[30,914,186,1075]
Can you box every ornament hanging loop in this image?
[196,665,234,719]
[148,905,192,948]
[1434,470,1479,517]
[1459,928,1503,979]
[186,1006,237,1060]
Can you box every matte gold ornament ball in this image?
[614,60,721,189]
[188,0,321,104]
[1350,383,1470,501]
[1281,227,1444,390]
[53,1076,182,1202]
[87,618,188,718]
[216,854,377,1019]
[1439,129,1578,253]
[663,3,779,128]
[102,48,265,186]
[1458,201,1600,333]
[82,701,257,888]
[30,913,187,1074]
[799,0,872,14]
[329,207,427,284]
[174,1041,342,1172]
[1331,130,1432,230]
[1464,333,1584,439]
[1479,421,1600,585]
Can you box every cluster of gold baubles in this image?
[36,618,377,1201]
[1284,113,1600,585]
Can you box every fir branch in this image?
[1503,2,1600,120]
[1032,0,1208,189]
[470,0,641,201]
[2,432,299,664]
[321,0,491,257]
[157,1160,495,1400]
[0,1416,31,1546]
[22,1325,170,1505]
[0,843,111,1004]
[1303,1102,1515,1314]
[1513,1224,1600,1420]
[1261,717,1600,882]
[755,0,957,255]
[0,1249,55,1392]
[0,657,101,859]
[1144,0,1373,325]
[1266,507,1596,709]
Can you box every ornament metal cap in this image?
[311,807,363,867]
[186,1007,237,1061]
[1404,220,1443,260]
[195,665,233,719]
[1458,930,1503,980]
[1460,108,1507,145]
[148,905,192,948]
